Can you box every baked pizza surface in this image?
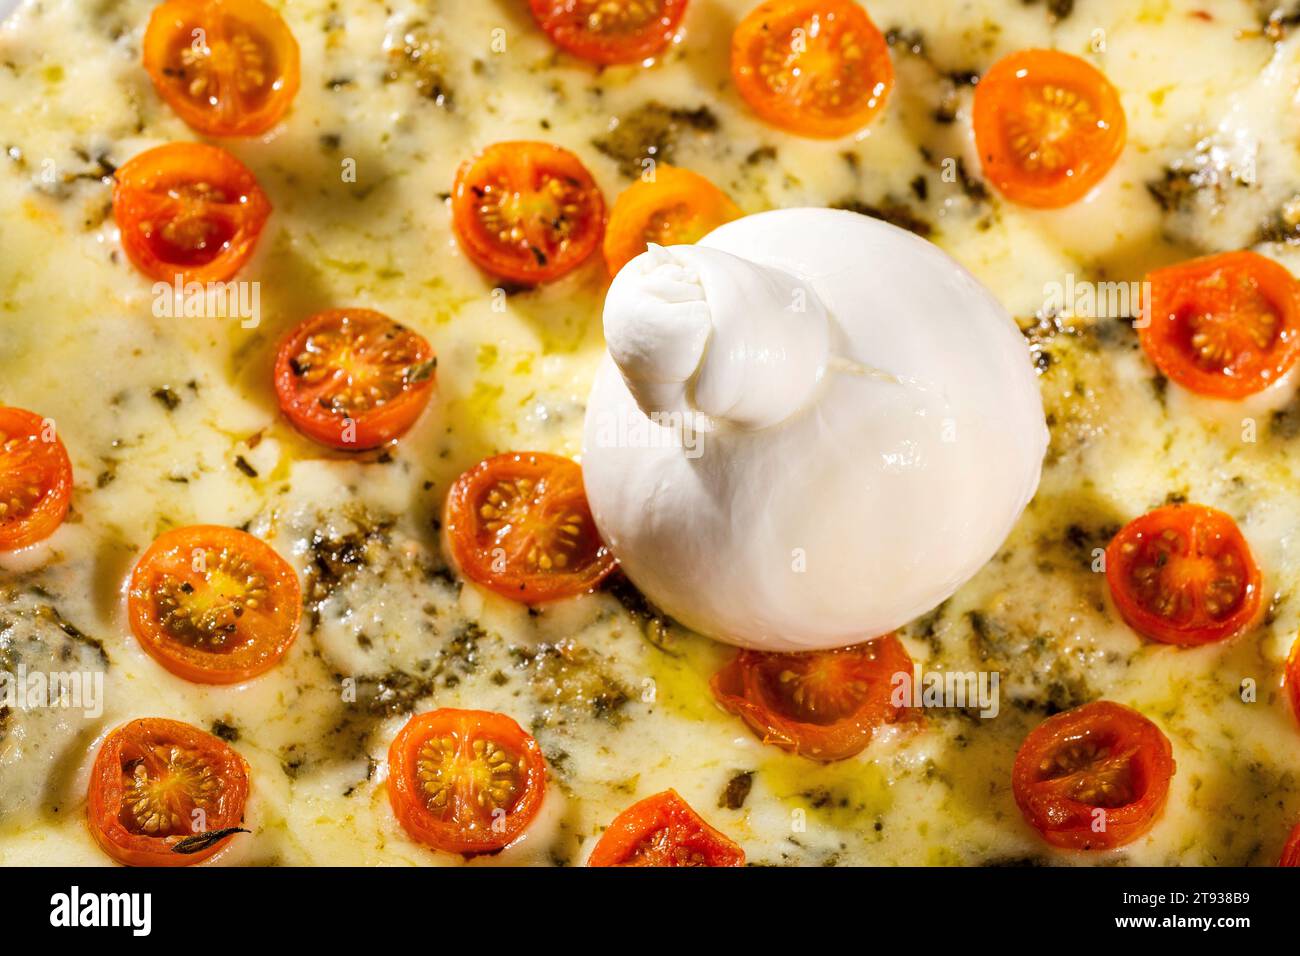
[2,0,1300,865]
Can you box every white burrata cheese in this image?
[582,208,1048,652]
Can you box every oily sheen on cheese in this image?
[2,0,1300,866]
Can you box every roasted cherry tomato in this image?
[1012,700,1175,851]
[528,0,688,65]
[1105,504,1261,647]
[127,525,302,684]
[972,49,1126,208]
[387,708,546,855]
[444,452,616,603]
[1139,251,1300,400]
[588,789,744,866]
[731,0,893,139]
[451,141,606,285]
[1282,821,1300,867]
[87,717,250,866]
[603,165,742,275]
[711,634,915,762]
[0,407,73,552]
[143,0,300,137]
[273,308,436,451]
[113,142,271,283]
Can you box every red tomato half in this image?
[588,789,744,866]
[1012,701,1175,851]
[0,406,73,551]
[1282,821,1300,867]
[127,525,302,684]
[451,142,605,285]
[87,717,250,866]
[1105,504,1261,646]
[731,0,893,139]
[273,308,436,451]
[528,0,689,65]
[113,142,271,283]
[443,452,616,603]
[711,634,916,761]
[143,0,301,137]
[387,708,547,855]
[1140,251,1300,399]
[972,49,1126,208]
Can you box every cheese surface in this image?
[2,0,1300,866]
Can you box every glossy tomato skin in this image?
[528,0,689,65]
[731,0,893,139]
[0,406,73,552]
[1282,821,1300,867]
[387,709,547,855]
[272,308,437,451]
[1139,251,1300,400]
[1105,504,1261,647]
[127,525,302,684]
[1012,701,1175,851]
[443,452,617,604]
[113,142,271,284]
[973,49,1126,208]
[87,717,250,866]
[711,634,917,761]
[603,165,741,275]
[588,789,744,866]
[451,141,606,285]
[143,0,301,137]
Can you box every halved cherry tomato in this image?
[1282,821,1300,867]
[603,165,742,275]
[731,0,893,139]
[711,634,915,762]
[444,452,616,603]
[273,308,436,451]
[387,708,546,855]
[451,142,606,285]
[0,407,73,552]
[113,142,271,283]
[87,717,250,866]
[1105,504,1261,647]
[143,0,300,137]
[528,0,688,65]
[127,525,302,684]
[972,49,1126,208]
[588,789,744,866]
[1012,700,1175,851]
[1139,251,1300,399]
